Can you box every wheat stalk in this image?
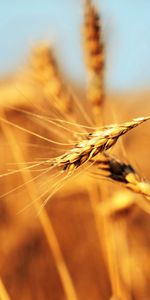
[0,279,11,300]
[83,2,126,297]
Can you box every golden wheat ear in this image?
[92,152,150,203]
[30,43,73,113]
[52,116,150,172]
[83,0,105,124]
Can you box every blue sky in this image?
[1,0,150,91]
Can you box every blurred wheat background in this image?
[0,1,150,300]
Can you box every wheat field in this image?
[0,1,150,300]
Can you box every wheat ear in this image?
[93,153,150,201]
[83,0,105,123]
[31,43,72,112]
[52,117,150,172]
